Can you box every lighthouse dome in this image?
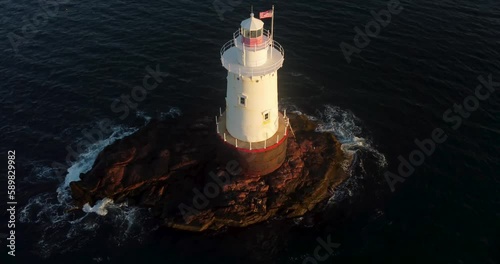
[240,13,264,30]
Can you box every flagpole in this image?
[271,5,275,56]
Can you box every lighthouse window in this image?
[263,110,270,121]
[239,96,246,106]
[250,30,257,38]
[242,29,250,38]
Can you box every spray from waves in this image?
[286,104,387,207]
[83,198,115,216]
[314,105,387,168]
[161,107,182,119]
[23,162,61,184]
[20,122,160,258]
[56,125,138,203]
[20,192,155,258]
[136,110,152,123]
[317,105,387,206]
[55,108,183,203]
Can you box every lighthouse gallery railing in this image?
[220,30,285,77]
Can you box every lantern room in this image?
[240,13,264,46]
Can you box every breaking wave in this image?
[315,105,387,166]
[287,105,387,207]
[161,107,182,119]
[57,125,138,203]
[19,122,159,258]
[83,198,116,216]
[136,110,153,123]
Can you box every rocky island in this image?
[70,113,352,232]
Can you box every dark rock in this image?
[69,113,352,231]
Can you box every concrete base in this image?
[216,111,289,177]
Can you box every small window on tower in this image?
[239,96,246,106]
[242,29,250,38]
[250,30,257,38]
[263,110,270,121]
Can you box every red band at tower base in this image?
[217,134,288,177]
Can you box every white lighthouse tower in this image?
[217,9,288,176]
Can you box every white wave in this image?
[292,216,315,228]
[136,110,152,122]
[292,104,387,206]
[23,163,60,184]
[293,217,304,225]
[83,198,115,216]
[30,203,154,258]
[20,121,157,258]
[327,173,359,205]
[313,105,387,167]
[19,192,66,225]
[315,105,362,144]
[161,107,182,119]
[290,110,318,122]
[56,124,136,192]
[56,125,137,204]
[111,206,156,246]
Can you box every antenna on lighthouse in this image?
[271,5,275,52]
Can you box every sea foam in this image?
[287,105,388,206]
[82,198,115,216]
[20,121,157,258]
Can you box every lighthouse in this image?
[217,8,288,176]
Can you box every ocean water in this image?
[1,0,499,263]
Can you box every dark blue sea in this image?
[1,0,499,263]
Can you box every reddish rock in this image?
[70,113,352,232]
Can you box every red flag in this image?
[259,9,273,19]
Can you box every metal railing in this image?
[234,29,272,50]
[221,29,277,56]
[216,109,290,151]
[220,30,285,77]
